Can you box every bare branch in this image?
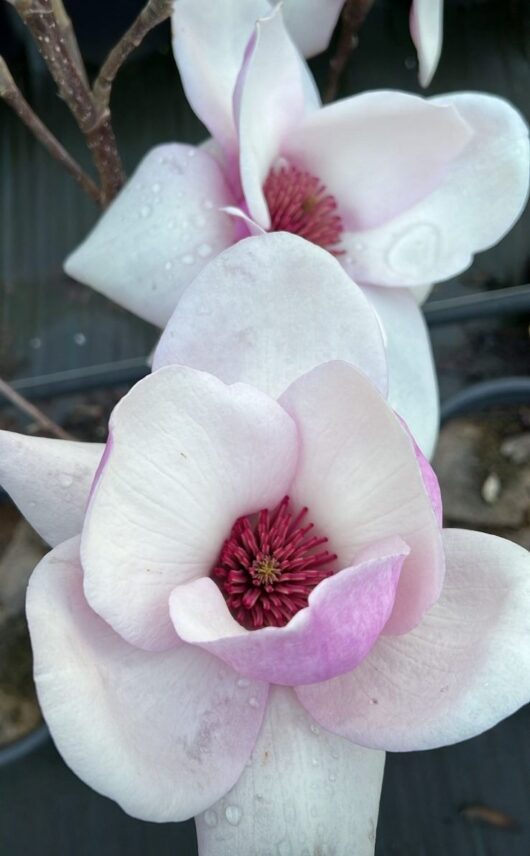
[12,0,125,205]
[49,0,89,88]
[323,0,375,103]
[0,377,74,441]
[93,0,172,110]
[0,56,101,203]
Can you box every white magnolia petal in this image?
[362,285,439,459]
[196,687,384,856]
[65,144,237,327]
[0,431,103,545]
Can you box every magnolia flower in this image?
[2,358,530,855]
[65,4,528,329]
[410,0,444,87]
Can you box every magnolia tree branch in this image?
[93,0,172,110]
[324,0,376,103]
[0,377,74,441]
[0,56,101,202]
[11,0,125,205]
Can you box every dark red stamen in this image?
[263,164,344,253]
[212,496,337,630]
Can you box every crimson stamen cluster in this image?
[263,163,344,253]
[212,496,337,630]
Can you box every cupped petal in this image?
[0,431,103,546]
[280,362,444,635]
[297,529,530,751]
[341,94,529,287]
[171,537,409,685]
[362,284,439,460]
[27,537,268,821]
[172,0,270,153]
[65,144,237,327]
[153,233,388,399]
[237,6,320,227]
[410,0,444,88]
[196,687,385,856]
[82,366,298,651]
[281,0,344,57]
[283,91,472,231]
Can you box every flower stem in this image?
[0,56,101,204]
[12,0,125,205]
[0,377,74,441]
[323,0,376,103]
[93,0,173,112]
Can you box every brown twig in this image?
[0,377,74,441]
[0,56,101,203]
[12,0,125,205]
[93,0,172,111]
[323,0,376,103]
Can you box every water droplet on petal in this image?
[237,678,250,688]
[309,724,320,736]
[58,473,73,488]
[225,805,242,826]
[164,261,173,271]
[204,809,218,828]
[386,223,440,278]
[152,182,161,194]
[248,696,259,708]
[197,242,212,258]
[181,254,194,265]
[140,204,152,219]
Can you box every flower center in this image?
[263,163,343,253]
[212,496,337,630]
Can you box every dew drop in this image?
[225,805,242,826]
[197,242,212,259]
[152,182,161,194]
[164,261,173,271]
[329,773,337,783]
[204,809,218,828]
[140,204,152,219]
[309,724,320,736]
[311,757,319,767]
[187,148,196,158]
[181,254,195,265]
[248,696,259,708]
[237,678,250,688]
[73,332,86,346]
[58,473,73,488]
[29,337,42,350]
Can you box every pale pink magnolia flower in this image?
[411,0,444,87]
[65,4,528,328]
[2,356,530,854]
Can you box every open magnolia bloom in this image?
[65,3,529,328]
[1,360,530,855]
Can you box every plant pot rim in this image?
[0,722,49,767]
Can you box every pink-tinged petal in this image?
[65,144,237,327]
[280,362,444,635]
[82,366,298,651]
[0,431,103,546]
[410,0,444,88]
[196,687,384,856]
[283,91,472,231]
[237,6,320,228]
[362,284,439,460]
[341,94,529,287]
[297,529,530,751]
[153,233,388,399]
[27,538,268,821]
[172,0,270,154]
[281,0,344,57]
[171,537,409,685]
[402,422,443,528]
